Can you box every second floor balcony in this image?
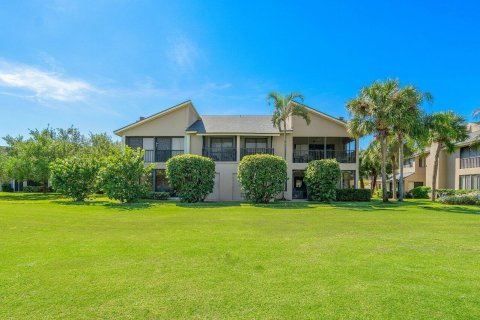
[460,156,480,169]
[240,147,275,159]
[144,149,184,163]
[202,147,237,162]
[126,136,184,163]
[293,137,356,164]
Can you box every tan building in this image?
[379,122,480,195]
[114,100,359,201]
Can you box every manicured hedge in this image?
[23,186,43,193]
[410,186,431,199]
[304,159,340,202]
[166,154,215,203]
[438,193,480,205]
[142,191,170,200]
[237,154,287,203]
[1,182,13,192]
[336,188,371,202]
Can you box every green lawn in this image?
[1,193,479,319]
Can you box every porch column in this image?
[355,138,360,188]
[152,169,156,192]
[236,135,241,162]
[324,137,327,158]
[184,134,191,154]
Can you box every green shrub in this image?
[436,189,470,198]
[143,191,170,200]
[375,188,392,199]
[1,182,13,192]
[237,154,287,203]
[410,186,431,199]
[99,147,152,203]
[438,193,480,205]
[23,186,43,193]
[166,154,215,203]
[304,159,341,202]
[336,188,371,202]
[50,156,100,201]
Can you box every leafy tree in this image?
[50,156,99,201]
[347,80,399,202]
[304,159,341,202]
[166,154,215,203]
[237,154,287,203]
[268,91,310,199]
[85,132,121,159]
[99,147,152,203]
[426,111,468,201]
[390,86,432,201]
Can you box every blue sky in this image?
[1,0,479,147]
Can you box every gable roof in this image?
[186,115,285,134]
[114,100,198,135]
[114,100,347,136]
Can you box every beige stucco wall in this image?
[121,107,189,137]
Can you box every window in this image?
[126,137,143,150]
[245,138,267,149]
[341,170,355,189]
[403,158,415,168]
[460,146,480,159]
[413,182,424,188]
[211,137,234,149]
[460,175,480,190]
[154,169,175,195]
[418,157,426,167]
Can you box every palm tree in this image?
[390,86,432,201]
[347,80,399,202]
[427,111,468,201]
[359,145,381,195]
[473,108,480,118]
[269,92,311,161]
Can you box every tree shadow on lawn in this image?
[418,204,480,215]
[0,192,64,201]
[175,201,242,209]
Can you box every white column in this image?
[236,135,241,162]
[184,135,191,154]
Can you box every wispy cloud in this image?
[166,36,198,72]
[0,60,96,102]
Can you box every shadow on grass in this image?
[175,201,242,209]
[0,192,64,201]
[104,201,154,211]
[419,204,480,215]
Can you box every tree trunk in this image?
[360,177,365,189]
[370,174,377,195]
[391,159,397,200]
[431,142,442,202]
[380,134,389,203]
[398,139,405,201]
[43,180,48,193]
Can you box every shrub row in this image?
[1,182,14,192]
[336,188,371,202]
[438,192,480,205]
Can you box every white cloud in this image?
[0,60,96,102]
[166,36,198,72]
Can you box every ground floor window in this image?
[292,170,307,199]
[460,174,480,190]
[153,169,175,195]
[341,170,355,189]
[413,181,424,188]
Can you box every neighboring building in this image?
[376,122,480,195]
[114,100,359,201]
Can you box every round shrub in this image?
[99,147,152,203]
[1,182,13,192]
[410,186,431,199]
[166,154,215,203]
[50,156,99,201]
[237,154,287,203]
[304,159,341,202]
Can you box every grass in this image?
[0,193,479,319]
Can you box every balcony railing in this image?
[143,150,184,163]
[460,156,480,169]
[203,148,236,162]
[240,147,275,159]
[293,150,356,163]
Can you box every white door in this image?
[206,173,220,201]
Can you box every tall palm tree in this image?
[390,86,432,201]
[427,111,468,201]
[359,144,381,195]
[347,80,399,203]
[269,92,311,161]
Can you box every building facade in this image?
[114,100,359,201]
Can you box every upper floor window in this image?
[126,137,143,150]
[418,157,426,167]
[403,158,415,168]
[459,174,480,190]
[245,138,267,149]
[460,146,480,159]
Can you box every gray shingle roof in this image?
[186,115,289,134]
[457,129,480,146]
